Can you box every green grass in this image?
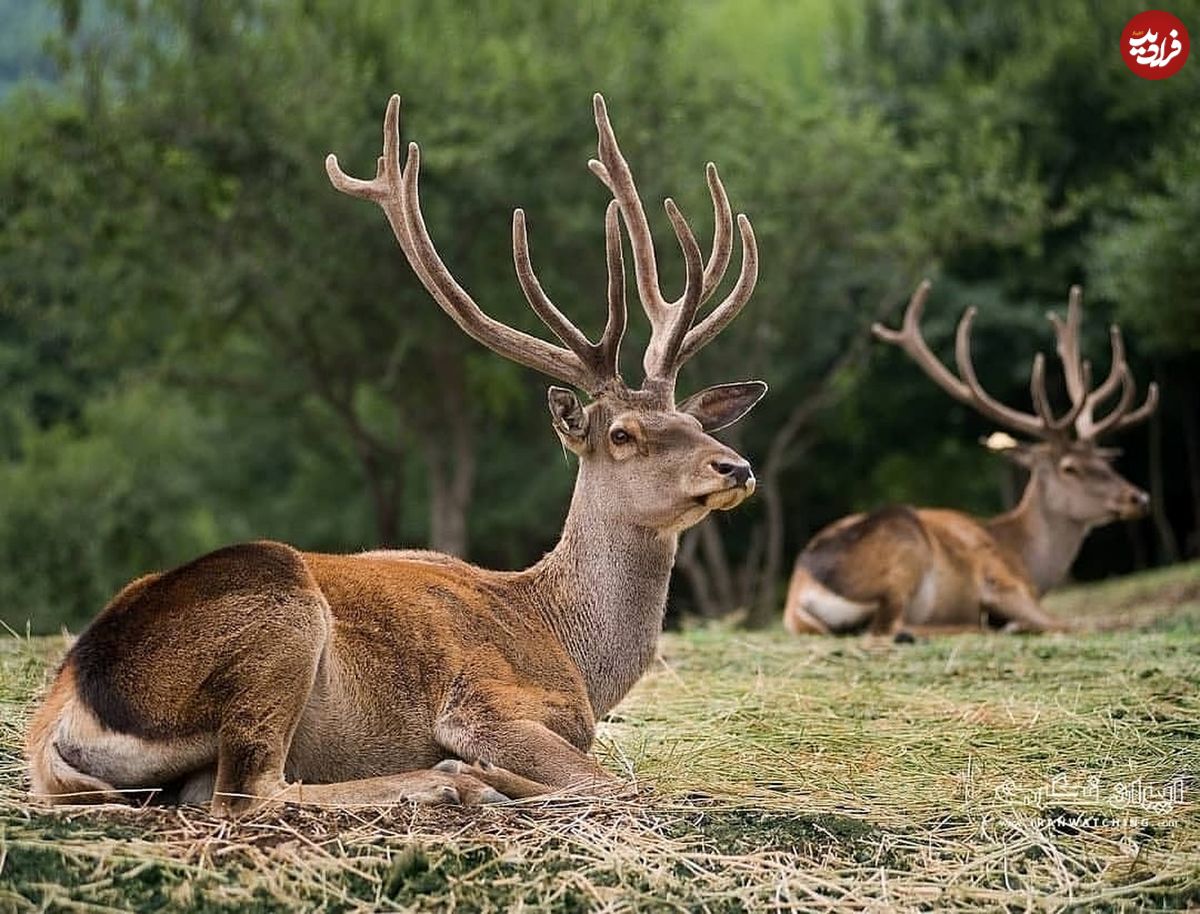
[1,563,1198,912]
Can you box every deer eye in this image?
[610,428,632,446]
[1060,462,1080,476]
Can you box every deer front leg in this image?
[264,769,509,808]
[986,591,1067,633]
[431,759,556,800]
[435,707,617,797]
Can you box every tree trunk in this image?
[422,353,476,557]
[746,408,822,627]
[735,524,765,610]
[1148,388,1180,564]
[748,458,790,627]
[699,519,737,613]
[1124,519,1148,572]
[677,527,724,619]
[360,446,403,542]
[426,426,475,556]
[1181,375,1200,558]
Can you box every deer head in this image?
[874,281,1157,527]
[326,95,764,536]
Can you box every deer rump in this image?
[788,506,1032,634]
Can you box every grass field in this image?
[1,562,1197,912]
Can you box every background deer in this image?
[27,94,765,815]
[784,281,1157,637]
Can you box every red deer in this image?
[27,94,765,815]
[784,281,1157,638]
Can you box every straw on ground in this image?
[1,563,1197,912]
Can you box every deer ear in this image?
[548,386,589,452]
[679,381,767,433]
[980,432,1036,468]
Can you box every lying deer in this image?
[27,94,766,815]
[784,281,1157,637]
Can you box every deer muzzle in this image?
[1114,487,1151,520]
[700,458,756,510]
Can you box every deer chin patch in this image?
[1112,503,1149,522]
[697,480,755,512]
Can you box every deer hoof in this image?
[478,787,508,804]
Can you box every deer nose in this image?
[1130,489,1150,509]
[711,459,752,486]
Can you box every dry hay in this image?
[1,562,1197,912]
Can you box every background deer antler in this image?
[873,281,1159,443]
[325,95,626,396]
[587,95,758,390]
[1047,286,1159,441]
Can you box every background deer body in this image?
[27,94,765,815]
[785,283,1156,637]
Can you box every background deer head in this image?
[326,94,765,536]
[874,282,1157,528]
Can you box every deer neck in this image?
[986,473,1088,595]
[525,466,678,720]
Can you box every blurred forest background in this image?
[1,0,1197,633]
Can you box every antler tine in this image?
[1113,381,1159,432]
[1048,285,1087,407]
[600,200,628,378]
[1031,352,1092,433]
[1030,353,1052,423]
[1061,361,1094,429]
[643,198,704,377]
[1075,324,1128,439]
[328,95,611,393]
[1086,325,1126,408]
[1084,365,1136,439]
[512,202,630,387]
[954,308,1051,439]
[588,94,668,320]
[588,93,754,385]
[327,95,411,257]
[1084,364,1159,439]
[700,162,734,300]
[678,214,758,365]
[872,279,971,402]
[512,209,600,357]
[1044,288,1160,441]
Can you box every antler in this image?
[325,95,626,395]
[873,281,1054,439]
[587,94,758,389]
[874,281,1159,443]
[1046,286,1159,441]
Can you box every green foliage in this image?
[0,384,230,626]
[0,0,1196,630]
[1089,130,1200,353]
